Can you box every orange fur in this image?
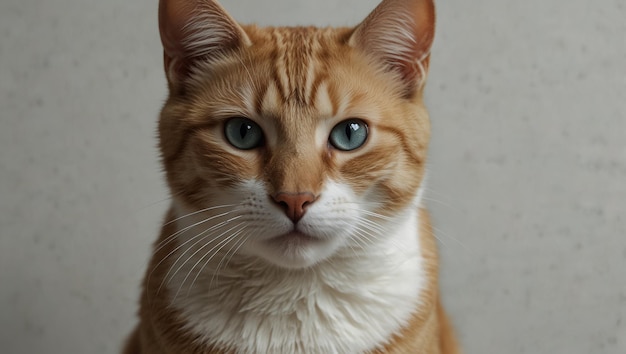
[124,210,459,354]
[124,0,459,352]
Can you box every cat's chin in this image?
[245,232,341,269]
[268,231,322,247]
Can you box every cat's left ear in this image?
[349,0,435,95]
[159,0,251,85]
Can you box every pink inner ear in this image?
[159,0,203,83]
[159,0,197,58]
[158,0,249,83]
[350,0,435,90]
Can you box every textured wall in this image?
[1,0,624,353]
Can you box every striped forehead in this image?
[258,27,338,114]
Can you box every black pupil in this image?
[345,122,359,140]
[239,123,251,139]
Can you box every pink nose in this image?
[271,192,317,223]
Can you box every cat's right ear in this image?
[349,0,435,96]
[159,0,250,85]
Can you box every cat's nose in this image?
[271,192,317,223]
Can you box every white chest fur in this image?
[166,207,425,354]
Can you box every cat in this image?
[123,0,459,353]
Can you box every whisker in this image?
[136,195,173,212]
[160,220,245,295]
[352,217,413,255]
[150,215,243,294]
[422,187,454,201]
[206,230,252,291]
[426,226,448,248]
[152,213,242,275]
[345,198,466,254]
[164,204,238,226]
[354,216,387,233]
[422,197,458,211]
[174,225,247,299]
[430,225,471,253]
[349,228,375,252]
[357,209,394,221]
[351,226,400,256]
[153,209,241,256]
[234,54,260,96]
[422,187,461,213]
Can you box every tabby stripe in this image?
[376,124,425,166]
[272,29,291,101]
[163,127,193,165]
[325,81,341,118]
[309,74,328,114]
[253,81,269,116]
[269,45,287,105]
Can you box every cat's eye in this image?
[329,119,368,151]
[224,117,264,150]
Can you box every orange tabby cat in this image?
[124,0,459,353]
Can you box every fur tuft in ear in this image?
[350,0,435,94]
[159,0,250,84]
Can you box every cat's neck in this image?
[164,202,427,354]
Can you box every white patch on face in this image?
[261,81,282,115]
[166,178,427,354]
[234,180,361,269]
[314,81,334,117]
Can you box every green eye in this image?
[224,117,264,150]
[329,119,368,151]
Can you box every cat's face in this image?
[158,0,435,268]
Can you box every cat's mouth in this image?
[253,229,340,268]
[267,231,323,247]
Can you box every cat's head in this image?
[157,0,435,269]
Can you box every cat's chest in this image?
[167,211,426,354]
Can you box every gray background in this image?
[1,0,625,353]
